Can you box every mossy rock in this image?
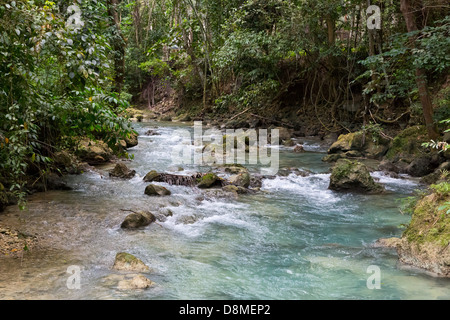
[322,153,343,163]
[143,170,161,182]
[124,132,139,148]
[144,184,171,196]
[196,173,221,188]
[328,132,364,154]
[329,159,384,193]
[385,125,428,161]
[222,185,248,194]
[396,190,450,276]
[160,115,172,122]
[77,138,113,164]
[328,131,389,159]
[109,163,136,179]
[121,211,156,229]
[117,274,154,290]
[227,172,251,188]
[112,252,150,272]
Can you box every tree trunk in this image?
[107,0,126,94]
[326,15,335,46]
[400,0,438,139]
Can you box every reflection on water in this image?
[0,122,449,300]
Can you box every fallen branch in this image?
[229,108,250,121]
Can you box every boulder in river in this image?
[121,211,156,229]
[377,191,450,277]
[109,163,136,179]
[293,144,305,153]
[196,173,221,188]
[227,172,251,188]
[143,170,161,182]
[326,131,389,161]
[117,274,154,290]
[77,138,113,165]
[124,132,139,148]
[329,159,384,193]
[144,184,171,196]
[112,252,150,272]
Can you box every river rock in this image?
[53,150,81,174]
[197,173,221,188]
[394,193,450,277]
[227,172,251,188]
[77,138,113,165]
[143,170,161,182]
[121,211,156,229]
[293,144,305,153]
[405,156,435,177]
[145,129,160,136]
[117,274,154,290]
[112,252,150,272]
[145,184,171,196]
[326,131,389,161]
[109,163,136,179]
[329,159,384,193]
[32,172,72,192]
[125,132,139,148]
[275,127,293,143]
[283,139,295,147]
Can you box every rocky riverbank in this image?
[377,186,450,277]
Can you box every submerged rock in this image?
[329,159,384,193]
[144,184,171,196]
[121,211,156,229]
[222,185,248,195]
[112,252,150,272]
[109,163,136,179]
[117,274,154,290]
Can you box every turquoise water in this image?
[0,122,449,300]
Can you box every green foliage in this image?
[0,0,134,207]
[358,16,450,106]
[430,182,450,198]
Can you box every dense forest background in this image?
[0,0,449,206]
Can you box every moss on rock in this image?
[112,252,150,272]
[197,173,221,188]
[385,125,428,161]
[144,184,171,196]
[329,159,384,193]
[395,187,450,276]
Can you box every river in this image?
[0,121,449,300]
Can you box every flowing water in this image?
[0,122,449,300]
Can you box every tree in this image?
[107,0,127,94]
[400,0,439,140]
